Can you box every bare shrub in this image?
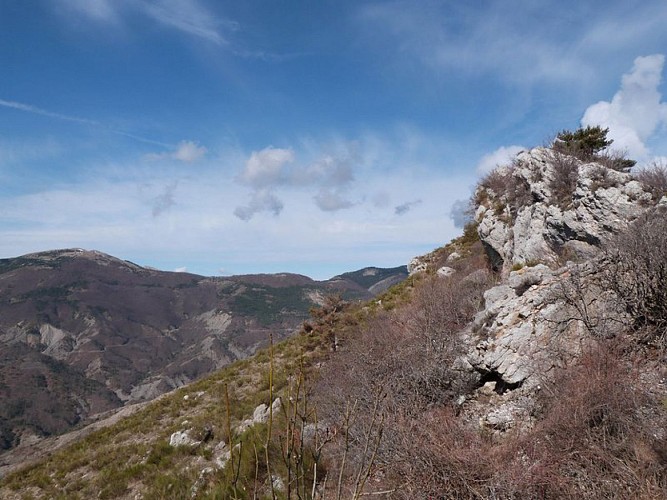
[383,407,496,498]
[475,164,533,220]
[380,342,667,499]
[596,148,636,172]
[588,164,618,192]
[315,259,493,497]
[475,168,512,211]
[506,176,533,219]
[526,343,667,499]
[554,262,627,338]
[548,152,579,209]
[601,207,667,346]
[634,161,667,201]
[314,241,667,498]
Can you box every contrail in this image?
[0,98,171,148]
[0,98,100,126]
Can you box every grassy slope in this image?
[0,328,320,498]
[0,295,380,499]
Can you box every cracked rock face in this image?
[475,148,654,274]
[458,149,657,431]
[466,265,581,388]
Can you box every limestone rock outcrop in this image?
[458,148,661,431]
[475,147,655,274]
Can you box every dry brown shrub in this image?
[315,257,494,497]
[478,168,512,198]
[524,342,667,499]
[588,164,618,192]
[391,343,667,499]
[315,259,667,499]
[595,148,636,172]
[475,164,533,220]
[602,207,667,346]
[634,161,667,201]
[548,152,579,209]
[384,407,495,498]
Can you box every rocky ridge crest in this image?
[458,147,666,430]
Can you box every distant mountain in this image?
[0,249,407,451]
[330,265,408,295]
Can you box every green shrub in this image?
[553,125,636,172]
[554,125,613,161]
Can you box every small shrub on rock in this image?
[549,152,579,209]
[634,161,667,201]
[553,125,613,162]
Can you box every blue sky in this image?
[1,0,667,279]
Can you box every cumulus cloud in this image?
[297,154,355,187]
[172,141,207,162]
[238,147,295,188]
[145,140,207,163]
[476,145,525,175]
[173,266,188,273]
[394,199,422,216]
[582,54,667,159]
[233,189,284,221]
[235,144,358,219]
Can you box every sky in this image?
[1,1,667,280]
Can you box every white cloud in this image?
[234,189,284,221]
[173,266,188,272]
[0,98,100,126]
[0,98,170,148]
[358,1,667,86]
[60,0,120,23]
[476,145,525,175]
[582,54,667,159]
[173,141,207,162]
[145,140,207,163]
[57,0,233,45]
[235,143,360,218]
[238,147,295,188]
[138,0,234,46]
[295,153,355,188]
[314,190,354,212]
